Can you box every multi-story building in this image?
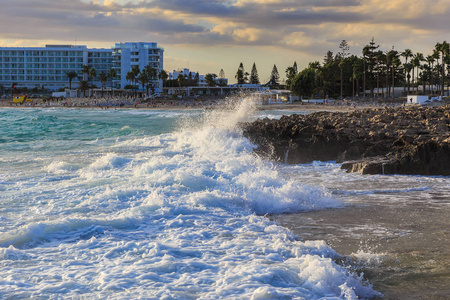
[0,45,111,91]
[0,42,164,92]
[112,42,164,93]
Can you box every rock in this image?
[241,105,450,176]
[341,156,399,175]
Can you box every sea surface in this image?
[0,100,448,299]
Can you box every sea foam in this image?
[0,100,381,299]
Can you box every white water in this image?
[0,100,380,299]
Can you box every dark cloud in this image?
[0,0,448,52]
[143,0,239,16]
[146,0,368,27]
[0,0,209,43]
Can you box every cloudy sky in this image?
[1,0,449,83]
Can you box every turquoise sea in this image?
[0,100,448,299]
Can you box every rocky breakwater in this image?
[241,105,450,175]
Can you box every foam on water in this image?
[0,101,381,299]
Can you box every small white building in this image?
[169,68,228,86]
[407,95,429,105]
[251,90,293,105]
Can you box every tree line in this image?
[287,38,450,99]
[63,63,166,97]
[234,62,282,88]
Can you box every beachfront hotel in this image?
[0,42,163,92]
[112,42,164,92]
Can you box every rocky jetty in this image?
[241,105,450,175]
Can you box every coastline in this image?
[0,97,413,113]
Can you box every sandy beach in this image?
[1,96,428,113]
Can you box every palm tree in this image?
[159,69,169,86]
[352,61,363,97]
[435,41,449,95]
[138,71,149,97]
[205,73,217,87]
[88,67,97,88]
[126,71,136,94]
[131,65,140,97]
[412,53,424,93]
[285,66,297,89]
[391,53,401,97]
[143,65,157,95]
[375,51,385,97]
[159,69,168,80]
[384,50,392,98]
[108,68,117,94]
[65,70,78,90]
[432,49,440,94]
[98,71,108,96]
[426,55,435,94]
[445,55,450,95]
[177,74,184,88]
[401,49,413,94]
[78,80,89,98]
[82,64,90,81]
[404,63,412,95]
[362,45,371,97]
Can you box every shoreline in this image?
[0,98,429,113]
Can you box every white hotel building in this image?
[112,42,164,92]
[0,42,163,92]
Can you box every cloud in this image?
[1,0,449,81]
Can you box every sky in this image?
[0,0,449,83]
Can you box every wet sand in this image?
[270,166,450,300]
